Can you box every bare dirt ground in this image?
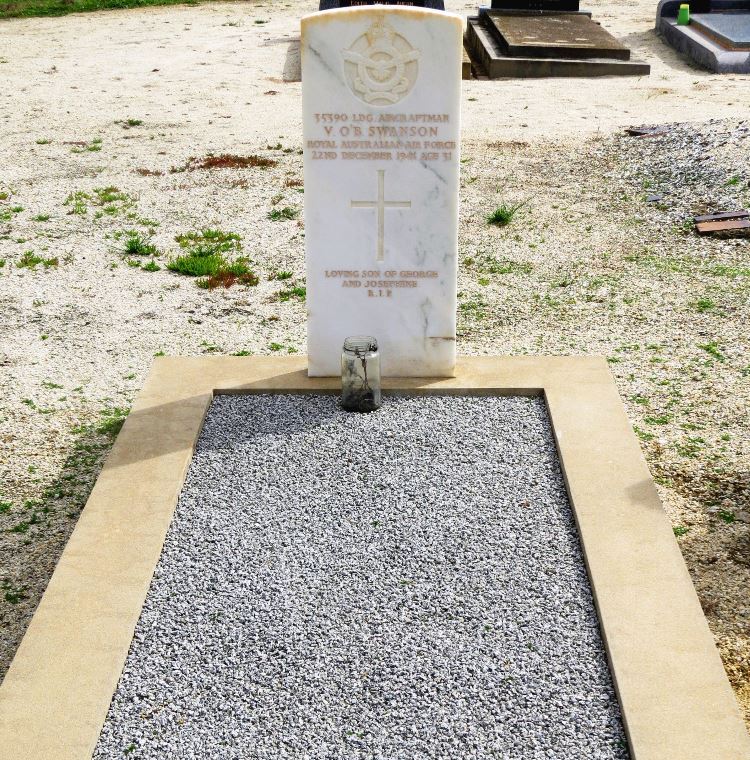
[0,0,749,732]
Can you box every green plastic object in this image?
[677,3,690,24]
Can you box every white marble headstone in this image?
[302,6,463,377]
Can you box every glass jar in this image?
[341,336,381,413]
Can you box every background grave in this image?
[656,0,750,72]
[465,0,650,77]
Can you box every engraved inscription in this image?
[308,112,453,162]
[351,169,411,263]
[326,268,438,298]
[342,20,420,106]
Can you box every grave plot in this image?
[1,357,748,760]
[656,0,750,73]
[94,394,629,759]
[465,0,650,77]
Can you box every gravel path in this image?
[93,394,629,760]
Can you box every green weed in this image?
[122,232,157,257]
[175,228,241,253]
[698,342,725,362]
[486,201,525,227]
[168,253,225,278]
[96,407,128,437]
[2,580,28,604]
[64,191,91,215]
[276,285,306,302]
[710,265,750,278]
[267,207,299,221]
[692,297,715,313]
[17,251,58,269]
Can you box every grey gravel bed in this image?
[93,394,630,760]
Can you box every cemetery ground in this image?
[0,0,749,736]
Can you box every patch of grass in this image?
[122,231,157,256]
[269,342,284,352]
[725,176,741,186]
[709,264,750,278]
[17,251,58,269]
[633,425,654,442]
[141,259,160,272]
[458,299,487,318]
[170,154,278,173]
[64,190,91,215]
[93,186,133,215]
[645,414,671,425]
[35,138,52,145]
[276,285,306,302]
[698,341,725,362]
[175,228,241,253]
[9,514,39,534]
[32,213,50,222]
[168,252,226,278]
[96,407,128,438]
[126,118,142,127]
[673,525,690,537]
[70,137,102,153]
[65,186,133,216]
[270,270,293,281]
[168,231,257,289]
[692,297,715,313]
[267,207,299,221]
[486,201,525,227]
[2,580,28,604]
[718,509,735,524]
[676,437,706,458]
[0,205,23,221]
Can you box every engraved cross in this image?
[351,169,411,263]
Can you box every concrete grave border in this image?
[0,356,748,760]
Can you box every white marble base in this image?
[302,7,463,377]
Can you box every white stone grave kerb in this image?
[302,6,463,377]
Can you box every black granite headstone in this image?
[490,0,579,11]
[319,0,445,10]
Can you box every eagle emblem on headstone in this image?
[342,19,420,106]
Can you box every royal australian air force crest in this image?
[342,19,420,107]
